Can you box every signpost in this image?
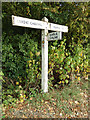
[12,15,47,30]
[12,15,68,93]
[48,31,62,41]
[48,23,68,32]
[12,15,68,32]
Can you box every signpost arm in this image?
[41,17,48,93]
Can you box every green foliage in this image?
[0,71,3,95]
[0,71,5,119]
[2,2,89,107]
[48,39,89,88]
[2,33,40,79]
[2,33,41,104]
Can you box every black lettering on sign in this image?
[55,36,58,38]
[53,26,59,29]
[50,37,54,39]
[29,22,42,27]
[17,19,42,27]
[50,35,58,39]
[18,20,29,25]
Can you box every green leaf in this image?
[0,71,4,76]
[65,80,69,84]
[0,76,3,80]
[2,115,5,118]
[71,64,74,68]
[67,61,70,65]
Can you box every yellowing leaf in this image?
[66,75,69,78]
[20,95,23,99]
[77,66,79,70]
[37,74,39,78]
[49,62,51,65]
[30,52,33,56]
[77,77,80,81]
[19,85,22,88]
[20,99,24,103]
[33,60,35,64]
[59,81,62,84]
[29,63,31,67]
[77,69,80,73]
[81,63,83,67]
[36,52,40,56]
[80,52,83,56]
[62,81,64,84]
[24,95,26,98]
[66,53,68,56]
[16,82,19,85]
[28,60,32,63]
[75,69,77,72]
[75,76,77,79]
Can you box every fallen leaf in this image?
[45,101,48,104]
[69,101,73,105]
[53,102,56,106]
[30,97,33,100]
[80,92,84,96]
[75,101,79,105]
[60,113,62,116]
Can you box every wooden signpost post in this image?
[12,15,68,93]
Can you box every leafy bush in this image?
[2,33,41,103]
[48,39,89,89]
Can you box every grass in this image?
[31,78,88,116]
[3,77,88,118]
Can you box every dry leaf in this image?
[30,97,33,100]
[75,101,79,105]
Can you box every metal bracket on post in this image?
[41,17,48,93]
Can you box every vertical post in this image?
[41,17,48,93]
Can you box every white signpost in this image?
[12,15,47,30]
[48,23,68,32]
[48,31,62,41]
[12,15,68,93]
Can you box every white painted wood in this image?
[41,17,48,93]
[48,31,62,41]
[12,15,47,30]
[12,15,68,32]
[48,23,68,32]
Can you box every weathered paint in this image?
[41,17,48,93]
